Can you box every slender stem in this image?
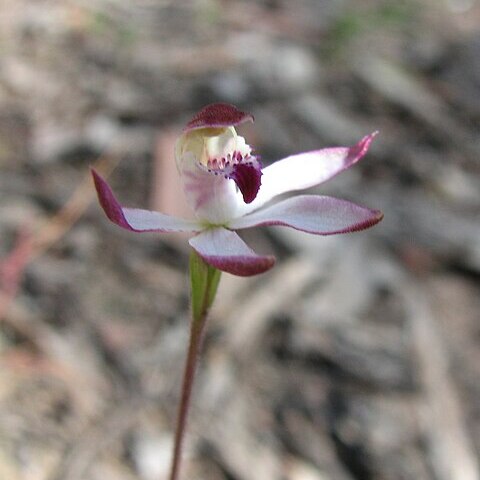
[168,314,206,480]
[168,252,220,480]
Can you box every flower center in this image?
[206,150,252,176]
[204,150,262,204]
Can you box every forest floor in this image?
[1,1,480,479]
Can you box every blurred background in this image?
[1,1,480,479]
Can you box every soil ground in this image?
[1,1,480,479]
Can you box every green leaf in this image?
[189,250,221,323]
[206,265,221,311]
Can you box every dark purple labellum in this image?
[229,162,262,204]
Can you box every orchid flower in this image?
[92,103,383,480]
[92,103,383,277]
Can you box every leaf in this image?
[189,249,221,323]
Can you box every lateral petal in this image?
[241,132,377,215]
[92,169,201,233]
[229,195,383,235]
[189,228,275,276]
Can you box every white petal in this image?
[237,133,377,215]
[229,195,383,235]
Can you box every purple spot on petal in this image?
[229,161,262,204]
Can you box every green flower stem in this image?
[168,250,221,480]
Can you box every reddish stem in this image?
[168,313,207,480]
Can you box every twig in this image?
[0,152,119,344]
[0,230,32,320]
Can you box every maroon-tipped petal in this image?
[92,169,131,229]
[184,103,254,132]
[346,131,378,163]
[241,132,379,215]
[91,169,201,233]
[229,195,384,235]
[189,228,275,276]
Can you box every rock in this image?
[132,430,173,480]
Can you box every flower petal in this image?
[240,132,378,215]
[189,228,275,276]
[229,195,383,235]
[180,163,244,223]
[92,169,201,233]
[185,103,254,132]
